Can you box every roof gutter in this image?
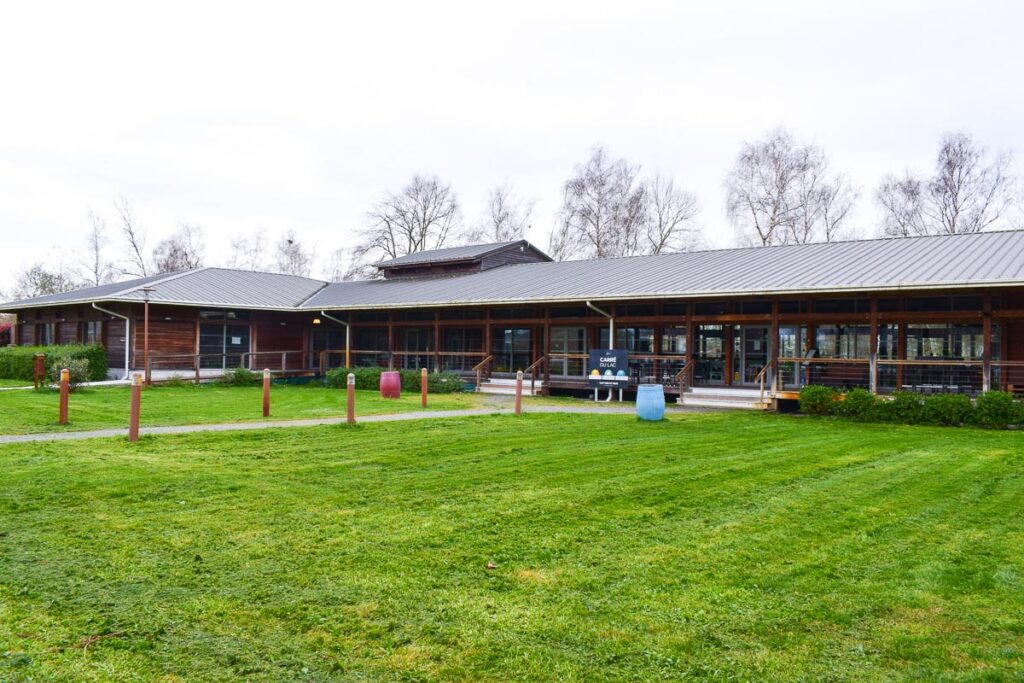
[92,303,130,380]
[586,301,614,350]
[319,311,351,368]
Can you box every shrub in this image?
[972,391,1022,429]
[799,385,837,416]
[324,367,464,393]
[48,356,91,392]
[921,393,974,427]
[877,390,924,424]
[0,344,107,382]
[217,367,262,386]
[836,388,878,421]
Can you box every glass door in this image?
[736,326,770,385]
[491,328,532,374]
[695,325,725,384]
[550,326,586,377]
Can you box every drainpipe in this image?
[319,311,351,368]
[586,301,615,402]
[92,302,130,380]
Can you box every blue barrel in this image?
[636,384,666,421]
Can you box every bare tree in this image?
[725,129,857,247]
[153,224,205,273]
[228,229,270,271]
[113,196,149,276]
[550,147,648,260]
[645,173,701,254]
[877,132,1018,236]
[471,184,535,243]
[274,230,313,277]
[350,175,462,270]
[82,210,116,286]
[12,263,80,300]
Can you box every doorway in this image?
[490,328,532,375]
[733,325,771,385]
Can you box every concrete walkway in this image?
[0,404,657,445]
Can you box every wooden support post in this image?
[542,308,551,393]
[896,319,907,391]
[770,300,780,390]
[194,354,201,384]
[58,368,69,425]
[128,373,142,442]
[262,368,271,418]
[420,367,428,408]
[143,299,151,387]
[433,311,441,373]
[514,370,523,416]
[33,353,45,390]
[346,372,356,425]
[983,294,992,393]
[724,324,734,386]
[869,297,879,394]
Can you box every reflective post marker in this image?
[58,368,70,425]
[262,368,271,418]
[34,353,45,390]
[128,373,142,442]
[346,372,356,425]
[421,367,428,408]
[514,370,523,416]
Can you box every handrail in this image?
[755,357,777,405]
[524,356,546,395]
[674,357,696,403]
[472,355,494,393]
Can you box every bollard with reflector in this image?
[421,367,428,408]
[262,368,271,418]
[58,368,70,425]
[514,369,523,416]
[346,372,356,425]
[128,373,142,442]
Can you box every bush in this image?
[799,385,838,416]
[972,391,1022,429]
[0,344,107,382]
[836,388,878,421]
[216,367,262,386]
[48,356,91,392]
[877,390,924,424]
[324,367,464,393]
[921,393,974,426]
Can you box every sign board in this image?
[587,349,629,387]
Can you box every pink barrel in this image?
[380,371,401,398]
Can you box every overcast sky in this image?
[2,0,1023,290]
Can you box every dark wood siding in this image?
[57,322,79,345]
[18,323,34,346]
[105,320,127,370]
[480,245,550,270]
[253,313,307,370]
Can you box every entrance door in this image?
[734,326,770,385]
[549,326,586,377]
[199,323,251,369]
[695,325,725,384]
[491,328,532,374]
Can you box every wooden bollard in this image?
[58,368,70,425]
[128,373,142,442]
[346,372,356,425]
[33,353,45,390]
[514,369,523,416]
[262,368,271,418]
[420,367,428,408]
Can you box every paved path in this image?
[0,404,656,445]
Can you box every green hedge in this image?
[324,367,464,393]
[798,385,1023,429]
[0,345,108,382]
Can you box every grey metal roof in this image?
[304,230,1024,310]
[3,231,1023,312]
[0,268,328,311]
[376,240,544,267]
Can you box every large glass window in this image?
[598,327,653,353]
[37,323,54,346]
[661,327,687,355]
[83,321,102,344]
[199,323,251,369]
[905,323,995,361]
[815,325,870,359]
[442,328,484,371]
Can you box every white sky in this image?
[2,0,1023,290]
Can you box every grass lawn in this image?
[0,383,482,434]
[1,412,1022,681]
[0,379,33,389]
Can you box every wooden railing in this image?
[524,356,547,395]
[674,358,696,402]
[145,350,309,384]
[473,355,494,392]
[755,357,777,405]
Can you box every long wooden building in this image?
[3,233,1024,402]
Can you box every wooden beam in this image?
[869,297,879,393]
[983,294,992,392]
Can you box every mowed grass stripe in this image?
[1,412,1022,681]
